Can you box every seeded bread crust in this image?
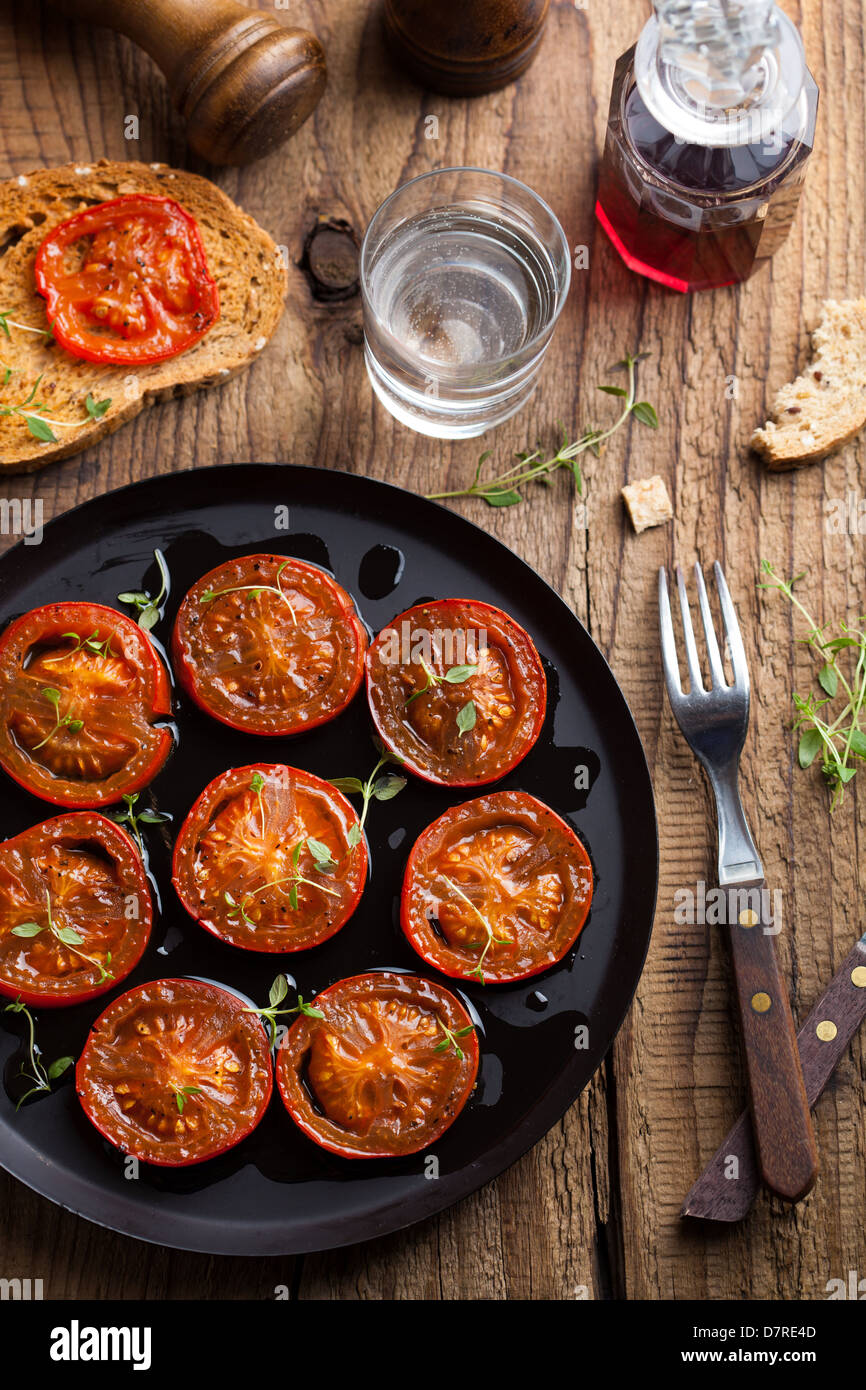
[0,159,288,473]
[751,298,866,471]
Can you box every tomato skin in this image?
[172,763,368,953]
[76,978,273,1167]
[0,601,172,809]
[0,812,152,1008]
[171,554,368,737]
[401,791,593,985]
[276,971,479,1159]
[34,195,220,366]
[366,599,546,787]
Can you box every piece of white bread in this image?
[0,159,288,473]
[751,298,866,471]
[622,474,674,534]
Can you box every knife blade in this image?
[681,930,866,1222]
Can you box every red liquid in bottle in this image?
[596,51,818,292]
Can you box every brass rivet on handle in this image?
[816,1020,838,1041]
[739,908,758,928]
[751,992,772,1013]
[852,966,866,988]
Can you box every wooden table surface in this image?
[1,0,864,1301]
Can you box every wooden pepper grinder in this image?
[383,0,550,95]
[47,0,327,165]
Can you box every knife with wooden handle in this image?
[681,930,866,1221]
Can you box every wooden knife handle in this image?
[682,936,866,1221]
[726,879,818,1201]
[47,0,327,165]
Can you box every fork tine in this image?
[693,562,726,689]
[658,567,682,697]
[714,562,750,690]
[675,565,704,694]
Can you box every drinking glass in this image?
[360,167,571,439]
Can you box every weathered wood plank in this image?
[0,0,863,1301]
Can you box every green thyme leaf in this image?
[372,773,407,801]
[818,664,838,698]
[632,401,659,428]
[85,394,112,420]
[56,926,85,947]
[443,664,477,684]
[269,974,289,1008]
[26,415,57,442]
[456,701,476,737]
[328,776,365,795]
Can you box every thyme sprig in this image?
[0,309,55,343]
[174,1085,201,1114]
[31,686,83,750]
[434,1023,476,1061]
[404,660,477,706]
[760,561,866,808]
[0,369,110,442]
[426,352,657,508]
[11,888,114,984]
[224,839,340,926]
[108,792,171,858]
[243,974,324,1046]
[44,629,116,663]
[199,558,297,624]
[118,549,170,633]
[2,996,73,1108]
[329,753,406,849]
[404,660,478,741]
[439,874,510,983]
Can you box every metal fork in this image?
[659,562,818,1203]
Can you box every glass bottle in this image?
[595,0,819,292]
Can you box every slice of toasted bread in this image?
[751,298,866,471]
[0,159,288,473]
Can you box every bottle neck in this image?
[634,9,808,148]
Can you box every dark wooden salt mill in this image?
[383,0,550,95]
[47,0,327,165]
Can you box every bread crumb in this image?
[622,475,674,534]
[74,166,92,175]
[16,175,27,187]
[751,298,866,469]
[254,336,266,351]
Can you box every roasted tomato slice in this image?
[76,979,272,1166]
[366,599,546,786]
[401,791,593,984]
[34,195,219,365]
[0,813,152,1007]
[0,602,172,809]
[172,763,367,953]
[276,971,478,1158]
[172,554,367,736]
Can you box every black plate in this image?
[0,464,657,1255]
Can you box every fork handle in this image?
[725,878,818,1201]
